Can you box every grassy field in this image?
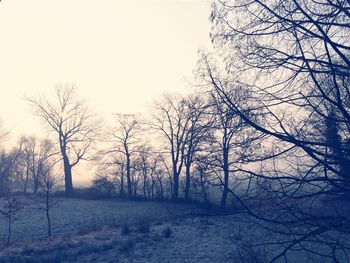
[0,197,197,242]
[0,197,239,263]
[0,197,344,263]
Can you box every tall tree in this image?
[207,0,350,260]
[151,94,191,200]
[110,114,140,199]
[209,87,255,209]
[183,95,211,201]
[28,85,99,196]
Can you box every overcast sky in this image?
[0,0,211,138]
[0,0,212,185]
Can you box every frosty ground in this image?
[0,197,337,263]
[0,197,243,262]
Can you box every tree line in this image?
[0,84,254,211]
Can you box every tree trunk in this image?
[33,175,39,194]
[7,216,11,246]
[184,163,191,201]
[199,168,209,204]
[168,173,173,200]
[143,172,147,200]
[63,156,74,196]
[120,172,125,197]
[32,166,39,194]
[133,181,138,197]
[143,177,147,199]
[151,180,155,200]
[220,148,229,209]
[126,155,132,198]
[24,167,29,194]
[47,210,51,237]
[156,174,164,200]
[173,168,179,201]
[46,193,51,237]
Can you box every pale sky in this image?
[0,0,212,185]
[0,0,211,138]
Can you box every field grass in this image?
[0,197,239,263]
[0,197,345,262]
[0,197,196,243]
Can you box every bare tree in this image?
[94,151,127,197]
[18,137,32,194]
[209,88,257,209]
[93,155,119,198]
[151,94,191,200]
[32,162,61,237]
[135,145,152,200]
[205,0,350,261]
[0,146,23,196]
[19,136,56,194]
[149,153,167,200]
[115,156,126,197]
[0,197,22,246]
[130,157,142,197]
[108,114,140,199]
[92,175,116,198]
[28,85,99,196]
[183,95,212,201]
[193,153,213,205]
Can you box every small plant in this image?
[121,224,130,235]
[0,197,22,246]
[162,226,172,238]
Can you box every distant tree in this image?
[195,160,211,204]
[0,147,23,196]
[183,95,211,201]
[135,145,152,199]
[94,151,127,197]
[28,85,99,196]
[209,88,256,209]
[130,157,141,197]
[149,154,166,200]
[151,94,191,200]
[19,136,56,194]
[109,114,140,199]
[92,175,116,198]
[115,156,126,197]
[18,138,32,193]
